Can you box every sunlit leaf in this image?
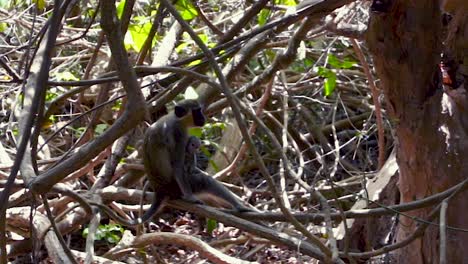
[258,9,270,26]
[128,21,152,52]
[341,57,357,69]
[317,66,332,77]
[116,0,126,19]
[276,0,297,5]
[198,33,208,44]
[175,42,189,53]
[34,0,45,10]
[45,90,58,102]
[0,22,8,32]
[327,54,341,69]
[54,71,79,81]
[316,66,337,96]
[324,73,337,96]
[175,0,198,20]
[189,127,203,137]
[188,59,202,66]
[82,224,123,244]
[327,54,357,69]
[203,122,226,131]
[95,124,108,136]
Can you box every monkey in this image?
[90,99,251,226]
[90,135,252,226]
[137,99,207,223]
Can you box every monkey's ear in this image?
[174,105,188,118]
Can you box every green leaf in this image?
[34,0,45,10]
[276,0,297,5]
[189,127,203,137]
[106,233,121,244]
[112,100,123,111]
[341,57,357,69]
[324,73,337,96]
[198,33,208,44]
[82,224,123,244]
[95,124,108,136]
[188,59,202,66]
[303,58,314,68]
[175,42,189,53]
[327,54,341,69]
[73,127,86,137]
[175,0,198,20]
[327,54,357,69]
[258,9,270,26]
[203,122,226,131]
[200,145,212,159]
[206,218,217,234]
[317,66,332,78]
[116,0,125,19]
[106,223,123,232]
[54,71,79,81]
[82,227,89,237]
[316,66,336,96]
[128,21,152,52]
[45,90,58,102]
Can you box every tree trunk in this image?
[366,1,468,263]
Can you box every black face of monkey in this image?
[174,105,189,117]
[174,99,206,127]
[191,108,205,126]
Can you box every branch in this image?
[0,0,66,261]
[108,232,257,264]
[29,0,147,194]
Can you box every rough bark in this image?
[366,1,468,263]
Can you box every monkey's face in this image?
[191,108,205,126]
[174,100,206,127]
[186,136,201,154]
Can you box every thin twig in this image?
[351,39,385,169]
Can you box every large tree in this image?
[366,0,468,262]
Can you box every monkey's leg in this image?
[192,174,252,212]
[173,140,204,204]
[136,191,168,224]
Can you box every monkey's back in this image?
[143,113,182,188]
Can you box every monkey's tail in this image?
[135,193,167,225]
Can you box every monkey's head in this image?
[174,99,206,127]
[186,136,201,154]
